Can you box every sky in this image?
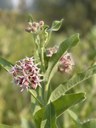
[12,0,19,8]
[12,0,34,8]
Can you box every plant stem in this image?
[28,89,43,107]
[41,47,45,72]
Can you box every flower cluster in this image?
[46,46,58,57]
[58,53,75,73]
[46,46,74,73]
[25,21,44,33]
[9,57,42,92]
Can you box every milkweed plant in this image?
[0,17,96,128]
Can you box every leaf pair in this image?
[34,93,85,128]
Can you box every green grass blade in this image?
[0,57,13,71]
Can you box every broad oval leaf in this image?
[34,93,85,127]
[49,65,96,101]
[50,19,64,31]
[0,57,13,71]
[53,92,85,117]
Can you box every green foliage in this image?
[45,33,79,84]
[34,93,85,127]
[67,109,81,125]
[0,57,13,71]
[81,119,96,128]
[33,0,96,34]
[50,65,96,101]
[0,15,96,128]
[43,102,57,128]
[67,110,96,128]
[50,19,64,31]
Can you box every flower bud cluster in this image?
[46,46,58,57]
[25,21,44,33]
[9,57,42,91]
[46,46,74,73]
[58,53,75,73]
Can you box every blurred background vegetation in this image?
[0,0,96,128]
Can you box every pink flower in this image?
[58,53,75,73]
[9,57,42,91]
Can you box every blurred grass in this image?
[0,11,96,128]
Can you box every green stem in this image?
[46,85,51,104]
[35,36,40,60]
[28,89,43,107]
[45,30,52,46]
[34,35,44,73]
[35,35,46,104]
[41,47,45,72]
[40,46,47,104]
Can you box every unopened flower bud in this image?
[32,22,39,28]
[25,22,32,33]
[39,20,44,27]
[25,20,45,33]
[31,26,37,32]
[46,46,58,57]
[46,49,53,57]
[58,53,74,73]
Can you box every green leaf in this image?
[67,109,81,127]
[0,57,13,71]
[34,109,44,128]
[0,124,13,128]
[27,14,33,22]
[34,93,85,127]
[53,92,85,117]
[45,33,79,85]
[43,102,57,128]
[50,19,64,31]
[29,89,43,108]
[81,119,96,128]
[49,65,96,101]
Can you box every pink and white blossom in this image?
[9,57,42,91]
